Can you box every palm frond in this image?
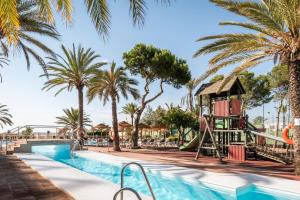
[194,0,298,86]
[84,0,111,39]
[43,44,103,96]
[0,104,13,128]
[56,0,73,22]
[129,0,146,27]
[0,55,9,82]
[35,0,55,23]
[56,107,91,130]
[210,0,285,31]
[217,54,271,93]
[88,62,140,105]
[2,0,59,71]
[0,0,19,43]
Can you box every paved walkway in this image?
[0,153,73,200]
[88,147,300,180]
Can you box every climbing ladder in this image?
[255,147,287,164]
[113,162,156,200]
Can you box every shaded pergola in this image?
[137,123,150,139]
[90,123,110,138]
[141,124,168,139]
[118,121,132,140]
[115,121,169,140]
[118,121,132,131]
[93,123,110,131]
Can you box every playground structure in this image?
[181,77,294,164]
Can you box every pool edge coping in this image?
[15,152,152,200]
[76,150,300,197]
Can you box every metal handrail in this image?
[70,139,77,158]
[113,187,142,200]
[120,162,156,200]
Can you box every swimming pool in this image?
[31,144,300,200]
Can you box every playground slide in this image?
[180,134,199,151]
[248,130,286,143]
[246,122,287,143]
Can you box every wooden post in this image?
[199,96,203,118]
[209,95,212,115]
[196,95,203,160]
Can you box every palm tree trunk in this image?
[132,110,142,148]
[111,95,121,151]
[131,115,134,127]
[78,87,84,139]
[289,61,300,175]
[189,91,193,112]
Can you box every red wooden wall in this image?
[214,100,229,117]
[213,99,242,117]
[228,145,245,161]
[230,99,242,116]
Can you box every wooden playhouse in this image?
[193,77,293,164]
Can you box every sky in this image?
[0,0,278,130]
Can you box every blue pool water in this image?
[31,145,300,200]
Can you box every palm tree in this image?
[1,0,171,43]
[181,79,197,112]
[56,107,92,137]
[88,62,140,151]
[0,104,13,128]
[43,44,105,138]
[122,103,138,126]
[194,0,300,174]
[1,0,59,71]
[22,127,33,141]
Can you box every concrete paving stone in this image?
[13,196,36,200]
[0,194,13,200]
[0,153,73,200]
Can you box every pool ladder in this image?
[70,139,77,158]
[113,162,156,200]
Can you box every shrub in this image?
[167,136,178,142]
